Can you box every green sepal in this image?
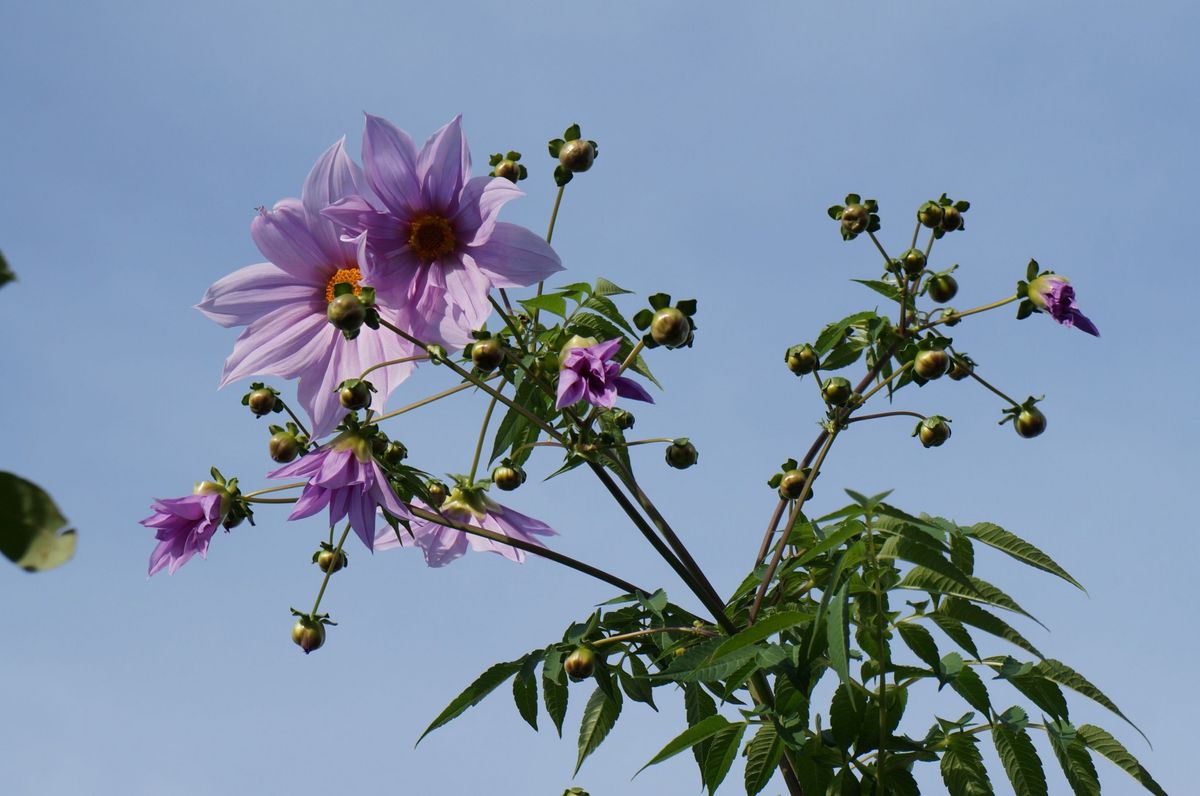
[563,123,581,141]
[548,138,564,158]
[554,165,573,186]
[647,292,672,310]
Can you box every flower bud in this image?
[291,617,326,654]
[778,468,812,500]
[338,380,373,411]
[609,408,636,431]
[1015,407,1047,438]
[492,463,526,492]
[927,274,958,303]
[900,248,927,278]
[650,307,692,349]
[381,442,408,467]
[426,480,449,508]
[822,376,853,406]
[316,549,348,573]
[665,439,698,470]
[915,416,952,448]
[940,206,963,232]
[840,204,870,236]
[913,349,950,380]
[269,431,302,463]
[558,140,596,173]
[247,388,277,417]
[327,293,367,332]
[494,159,521,182]
[917,201,944,228]
[564,647,597,681]
[948,356,973,381]
[471,338,504,372]
[785,344,818,376]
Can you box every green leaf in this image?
[744,723,784,796]
[489,378,551,466]
[993,724,1048,796]
[940,732,995,795]
[0,251,13,288]
[513,653,541,730]
[582,295,636,335]
[0,472,77,571]
[684,683,718,772]
[938,598,1044,659]
[827,579,852,688]
[791,520,863,567]
[1006,674,1069,722]
[637,715,732,774]
[1045,720,1101,795]
[418,659,523,743]
[896,567,1041,625]
[564,123,581,141]
[711,610,812,660]
[519,293,568,318]
[575,685,622,775]
[949,532,975,576]
[543,647,568,737]
[830,683,862,750]
[594,277,632,296]
[1076,724,1166,795]
[852,279,902,302]
[1032,660,1146,742]
[618,657,656,709]
[879,532,975,591]
[946,661,991,714]
[897,623,941,671]
[965,522,1084,591]
[702,722,747,795]
[929,613,981,659]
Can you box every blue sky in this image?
[1,1,1196,793]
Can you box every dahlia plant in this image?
[141,114,1164,795]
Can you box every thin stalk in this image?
[532,185,567,325]
[918,294,1019,331]
[406,504,645,596]
[923,228,937,259]
[910,220,921,252]
[592,626,719,648]
[967,369,1022,407]
[244,482,306,499]
[467,389,502,483]
[617,339,645,375]
[245,496,297,504]
[859,361,913,403]
[846,410,927,424]
[863,511,888,790]
[866,230,892,268]
[488,294,532,354]
[359,354,429,381]
[365,373,500,425]
[277,400,311,440]
[311,522,351,615]
[754,499,788,569]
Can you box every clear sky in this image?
[2,1,1196,794]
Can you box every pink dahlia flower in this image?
[269,438,412,552]
[323,114,563,349]
[374,488,556,567]
[556,337,654,410]
[197,139,419,438]
[141,493,224,576]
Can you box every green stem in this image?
[366,372,500,426]
[863,510,888,790]
[753,499,788,568]
[910,220,921,252]
[532,185,567,326]
[592,626,719,648]
[919,294,1019,331]
[276,400,311,441]
[967,369,1022,407]
[467,388,502,483]
[617,339,645,375]
[859,361,913,404]
[846,410,926,424]
[923,228,937,259]
[866,230,892,268]
[244,482,306,499]
[359,354,429,381]
[245,496,297,504]
[311,522,351,616]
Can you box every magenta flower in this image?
[1028,274,1100,336]
[374,488,556,567]
[141,493,224,576]
[556,338,654,410]
[197,139,419,438]
[268,438,412,551]
[323,115,563,350]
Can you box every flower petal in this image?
[362,114,422,215]
[452,177,522,247]
[302,138,367,258]
[465,222,563,288]
[251,199,335,278]
[556,369,585,409]
[1068,309,1100,336]
[614,376,655,403]
[196,262,320,328]
[417,115,470,212]
[219,304,330,387]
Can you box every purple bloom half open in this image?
[1028,274,1100,337]
[141,493,224,576]
[197,139,419,438]
[323,115,563,350]
[374,493,556,567]
[269,442,411,551]
[556,338,654,410]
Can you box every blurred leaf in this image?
[685,683,718,774]
[1032,660,1146,742]
[575,685,622,774]
[582,295,636,335]
[852,279,902,302]
[711,610,812,660]
[0,472,76,572]
[896,567,1040,625]
[938,598,1044,659]
[0,251,13,288]
[830,683,862,750]
[520,293,568,318]
[827,579,852,688]
[879,533,974,590]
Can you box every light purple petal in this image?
[419,523,470,567]
[302,138,366,258]
[289,484,332,520]
[614,376,655,404]
[465,222,563,288]
[591,338,623,361]
[362,114,422,215]
[417,115,469,212]
[491,504,558,540]
[196,262,320,328]
[348,492,376,550]
[219,304,330,386]
[251,199,336,278]
[453,177,522,247]
[441,255,493,335]
[556,369,586,408]
[1068,309,1100,337]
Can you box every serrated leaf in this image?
[618,658,656,709]
[543,648,568,737]
[1046,720,1101,795]
[1076,725,1166,795]
[949,533,975,576]
[575,686,622,775]
[418,659,523,743]
[947,663,991,714]
[1007,674,1069,721]
[1032,660,1146,742]
[879,533,975,591]
[940,732,995,796]
[993,724,1048,796]
[896,567,1040,625]
[929,613,980,659]
[0,472,77,571]
[830,683,862,750]
[713,610,812,660]
[489,378,551,466]
[513,653,541,730]
[939,598,1044,659]
[965,522,1084,591]
[852,279,902,302]
[702,722,747,795]
[594,277,631,296]
[744,724,784,796]
[582,295,636,335]
[685,683,718,773]
[520,293,568,318]
[827,579,852,688]
[792,520,863,567]
[638,715,732,774]
[897,623,941,671]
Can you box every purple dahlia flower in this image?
[323,115,563,350]
[1028,274,1100,337]
[268,438,412,551]
[141,492,224,576]
[197,139,419,438]
[556,337,654,410]
[374,489,556,567]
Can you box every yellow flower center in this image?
[324,267,363,304]
[407,214,457,263]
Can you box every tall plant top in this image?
[140,114,1161,796]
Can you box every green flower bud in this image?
[840,204,870,235]
[665,439,698,470]
[564,647,597,681]
[426,480,449,508]
[327,293,367,332]
[492,462,526,492]
[940,205,963,232]
[913,349,950,380]
[917,201,944,228]
[778,468,813,500]
[268,431,303,463]
[948,356,973,381]
[471,338,504,372]
[381,441,408,467]
[650,307,691,349]
[291,617,326,654]
[493,159,521,182]
[1015,407,1047,438]
[315,548,348,573]
[927,274,959,303]
[609,408,635,431]
[822,376,853,406]
[247,388,277,417]
[338,379,373,411]
[558,139,596,173]
[785,344,818,376]
[900,248,927,277]
[915,416,952,448]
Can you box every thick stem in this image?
[617,339,646,375]
[754,499,788,569]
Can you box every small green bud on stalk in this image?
[493,159,521,182]
[822,376,853,406]
[918,201,944,228]
[327,293,367,332]
[914,349,950,380]
[665,439,699,470]
[291,617,326,654]
[900,248,927,277]
[1015,407,1047,438]
[471,338,504,372]
[338,380,373,411]
[927,274,959,303]
[492,463,526,492]
[316,549,348,573]
[564,647,597,681]
[650,307,691,348]
[840,204,870,235]
[785,344,818,375]
[915,416,952,448]
[558,139,596,173]
[426,480,449,507]
[941,205,963,232]
[609,408,635,431]
[247,388,277,417]
[381,442,408,467]
[778,468,813,500]
[948,357,973,381]
[268,431,303,463]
